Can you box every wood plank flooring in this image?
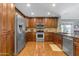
[18,42,66,56]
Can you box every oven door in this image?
[36,32,44,41]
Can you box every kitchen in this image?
[0,3,79,56]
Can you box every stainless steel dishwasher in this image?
[63,35,74,56]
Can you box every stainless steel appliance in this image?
[60,23,74,56]
[36,23,44,29]
[14,15,26,55]
[36,31,44,42]
[36,23,44,42]
[63,35,73,56]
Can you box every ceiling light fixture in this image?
[48,12,50,15]
[52,3,56,7]
[31,12,34,15]
[26,3,31,7]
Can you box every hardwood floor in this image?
[18,42,66,56]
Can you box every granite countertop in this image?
[52,32,79,38]
[59,33,79,39]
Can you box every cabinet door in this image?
[44,18,58,28]
[0,4,15,56]
[49,33,52,41]
[75,46,79,56]
[53,33,57,44]
[57,35,62,48]
[0,4,2,55]
[32,18,36,28]
[26,32,36,41]
[48,18,52,27]
[54,19,58,28]
[28,18,33,28]
[28,18,36,28]
[27,32,32,41]
[33,32,36,41]
[7,4,15,55]
[26,32,31,41]
[44,32,48,42]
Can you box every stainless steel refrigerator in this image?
[14,15,26,55]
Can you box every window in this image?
[60,23,74,33]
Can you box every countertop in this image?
[56,32,79,39]
[62,34,79,38]
[25,28,79,39]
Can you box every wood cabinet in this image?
[28,18,36,28]
[26,32,54,42]
[44,32,53,42]
[26,32,36,41]
[0,4,15,56]
[52,33,62,48]
[53,18,58,28]
[75,46,79,56]
[74,38,79,56]
[36,18,44,24]
[27,17,58,28]
[26,32,62,49]
[56,34,62,48]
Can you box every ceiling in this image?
[15,3,79,19]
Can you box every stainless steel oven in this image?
[36,32,44,41]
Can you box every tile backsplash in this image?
[26,28,57,32]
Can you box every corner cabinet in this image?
[52,33,62,48]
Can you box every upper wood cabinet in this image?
[44,18,58,28]
[27,17,58,28]
[28,18,36,28]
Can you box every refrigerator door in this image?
[15,15,25,55]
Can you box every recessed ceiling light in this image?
[26,3,31,7]
[48,12,50,15]
[31,12,34,15]
[52,3,56,7]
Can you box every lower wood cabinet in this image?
[52,33,62,48]
[26,32,62,45]
[26,32,36,41]
[74,38,79,56]
[44,32,53,42]
[26,32,62,49]
[75,46,79,56]
[26,32,53,42]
